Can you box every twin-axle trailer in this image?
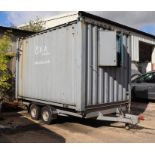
[16,12,140,126]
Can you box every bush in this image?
[0,33,12,102]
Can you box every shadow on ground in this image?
[54,116,113,128]
[0,105,65,143]
[131,100,150,115]
[52,100,153,130]
[1,100,153,143]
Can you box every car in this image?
[131,73,142,81]
[131,71,155,100]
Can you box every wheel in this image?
[41,106,57,124]
[125,123,132,130]
[30,104,41,120]
[131,87,136,101]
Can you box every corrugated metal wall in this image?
[19,23,82,106]
[84,23,130,107]
[18,21,131,111]
[131,35,139,62]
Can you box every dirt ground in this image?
[0,101,155,143]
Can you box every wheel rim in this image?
[42,111,49,122]
[31,108,37,118]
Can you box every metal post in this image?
[128,35,132,113]
[15,38,20,99]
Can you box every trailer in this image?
[16,11,139,126]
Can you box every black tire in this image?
[131,87,136,101]
[30,104,41,120]
[125,123,132,130]
[41,106,57,125]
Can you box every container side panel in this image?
[104,69,109,103]
[98,68,103,104]
[123,35,128,101]
[86,24,93,106]
[92,26,98,105]
[79,21,87,111]
[85,23,130,107]
[74,23,83,110]
[131,35,139,62]
[109,69,114,102]
[19,23,81,106]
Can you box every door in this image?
[98,31,117,66]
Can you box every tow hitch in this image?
[97,112,144,129]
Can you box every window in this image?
[135,72,155,83]
[144,72,155,83]
[116,34,123,66]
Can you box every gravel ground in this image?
[0,101,155,143]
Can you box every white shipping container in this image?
[16,12,139,125]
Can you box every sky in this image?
[0,11,155,35]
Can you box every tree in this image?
[0,33,12,115]
[20,16,45,32]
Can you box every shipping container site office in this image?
[16,12,139,125]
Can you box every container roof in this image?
[17,11,155,40]
[78,11,155,39]
[37,11,155,39]
[18,12,79,29]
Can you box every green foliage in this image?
[21,16,45,32]
[0,33,11,52]
[0,33,12,99]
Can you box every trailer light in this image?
[138,115,145,121]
